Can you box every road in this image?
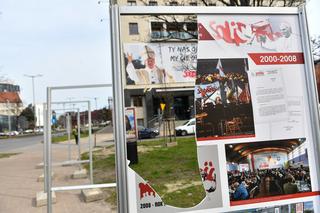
[0,135,43,152]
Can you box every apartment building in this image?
[0,82,23,131]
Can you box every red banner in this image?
[248,52,304,65]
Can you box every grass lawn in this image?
[0,153,19,159]
[82,136,205,208]
[52,132,89,143]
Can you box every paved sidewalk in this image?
[0,133,115,213]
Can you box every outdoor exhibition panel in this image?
[110,5,320,213]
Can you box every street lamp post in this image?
[94,97,98,110]
[6,99,11,133]
[84,97,98,110]
[24,74,42,131]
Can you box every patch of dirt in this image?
[138,145,161,153]
[93,146,115,157]
[164,180,203,194]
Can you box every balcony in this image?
[151,31,197,41]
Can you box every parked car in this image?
[24,129,33,134]
[175,118,196,136]
[138,126,159,139]
[35,128,44,133]
[99,121,111,127]
[6,131,20,136]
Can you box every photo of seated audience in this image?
[230,201,314,213]
[195,58,255,140]
[225,138,311,203]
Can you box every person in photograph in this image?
[217,74,228,106]
[125,115,132,131]
[126,45,174,85]
[232,182,249,200]
[260,22,300,52]
[283,175,298,194]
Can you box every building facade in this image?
[118,0,204,127]
[0,82,23,132]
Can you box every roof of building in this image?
[0,92,22,103]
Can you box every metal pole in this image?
[77,109,81,162]
[8,113,11,132]
[51,183,116,192]
[43,105,47,193]
[94,97,98,110]
[299,6,320,184]
[32,77,36,129]
[38,108,41,127]
[63,103,66,129]
[67,113,71,161]
[110,4,129,213]
[24,74,42,131]
[6,100,11,133]
[88,101,93,184]
[46,87,52,213]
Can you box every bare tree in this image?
[311,36,320,61]
[136,0,304,7]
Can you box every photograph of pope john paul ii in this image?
[125,45,174,85]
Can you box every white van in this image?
[175,118,196,136]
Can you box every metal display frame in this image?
[45,84,114,213]
[42,106,83,193]
[109,4,320,213]
[51,101,91,166]
[48,107,80,161]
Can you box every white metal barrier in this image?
[44,84,113,213]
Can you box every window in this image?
[189,120,195,126]
[132,96,143,107]
[151,22,163,38]
[129,23,139,35]
[150,21,198,40]
[137,119,144,126]
[127,0,137,5]
[149,0,158,5]
[186,22,197,31]
[169,1,178,6]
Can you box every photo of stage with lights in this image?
[225,138,311,205]
[195,58,255,140]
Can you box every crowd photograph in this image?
[195,58,255,139]
[225,138,311,202]
[231,201,314,213]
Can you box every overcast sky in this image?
[0,0,112,110]
[306,0,320,36]
[0,0,319,110]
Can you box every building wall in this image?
[0,82,23,131]
[120,1,200,126]
[0,103,23,116]
[0,102,22,132]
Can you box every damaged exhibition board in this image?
[115,6,320,213]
